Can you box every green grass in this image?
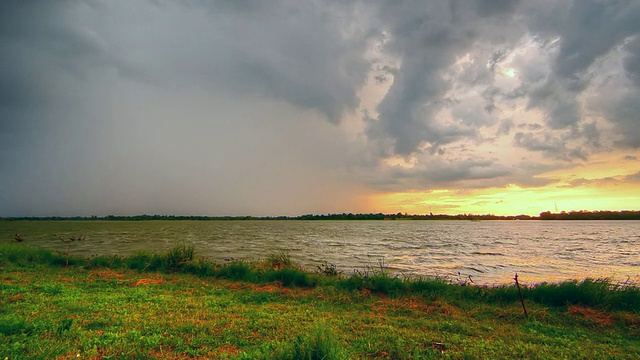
[0,243,639,359]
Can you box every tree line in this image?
[2,210,640,221]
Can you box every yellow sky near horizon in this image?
[368,151,640,216]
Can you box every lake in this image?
[2,220,638,285]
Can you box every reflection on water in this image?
[2,220,639,285]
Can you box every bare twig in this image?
[514,273,528,318]
[56,235,85,266]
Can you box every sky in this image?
[1,0,640,217]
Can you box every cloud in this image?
[367,1,527,156]
[0,0,374,216]
[551,0,640,81]
[1,0,640,216]
[563,171,640,188]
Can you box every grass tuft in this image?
[217,261,254,281]
[266,268,318,288]
[316,261,339,276]
[165,243,195,271]
[266,252,294,269]
[274,323,347,360]
[0,316,34,336]
[523,278,640,311]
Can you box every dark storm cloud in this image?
[364,0,640,186]
[520,0,640,139]
[513,131,587,161]
[552,0,640,80]
[1,1,371,123]
[368,0,526,155]
[2,0,640,216]
[624,37,640,87]
[475,0,522,17]
[0,0,374,216]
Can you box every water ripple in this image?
[3,220,640,285]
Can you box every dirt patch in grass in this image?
[217,344,241,356]
[134,278,165,287]
[9,293,25,303]
[568,305,614,327]
[373,297,462,317]
[89,269,126,282]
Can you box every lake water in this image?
[2,220,639,285]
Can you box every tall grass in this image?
[0,243,75,267]
[165,243,195,271]
[2,243,638,311]
[273,323,347,360]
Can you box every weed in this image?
[184,258,217,277]
[125,252,154,271]
[56,319,73,335]
[266,268,318,288]
[316,261,339,276]
[267,252,293,269]
[339,259,407,295]
[0,243,68,267]
[523,278,640,311]
[0,316,33,336]
[407,277,449,294]
[86,254,125,269]
[165,243,195,271]
[217,261,254,281]
[55,234,85,266]
[274,323,347,360]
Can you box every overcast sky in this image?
[2,0,640,216]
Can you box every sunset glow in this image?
[2,2,640,217]
[371,183,640,216]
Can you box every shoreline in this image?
[1,243,639,359]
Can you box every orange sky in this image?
[368,151,640,216]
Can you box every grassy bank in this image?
[1,243,639,359]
